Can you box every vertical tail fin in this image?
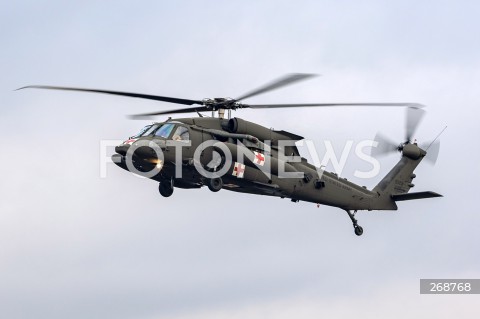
[371,143,425,209]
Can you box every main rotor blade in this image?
[129,106,211,119]
[131,102,422,117]
[371,132,399,157]
[18,85,204,106]
[235,73,317,101]
[405,106,425,142]
[247,102,424,109]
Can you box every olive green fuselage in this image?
[113,117,432,212]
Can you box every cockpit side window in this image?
[172,126,190,142]
[154,123,175,138]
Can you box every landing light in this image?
[147,158,164,170]
[155,160,164,170]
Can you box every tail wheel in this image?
[354,225,363,236]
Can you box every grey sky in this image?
[1,1,480,318]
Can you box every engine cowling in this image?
[226,117,274,141]
[225,117,302,145]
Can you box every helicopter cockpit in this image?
[118,123,191,156]
[129,123,190,141]
[151,123,190,142]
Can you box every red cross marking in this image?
[125,138,136,144]
[254,152,265,164]
[234,164,245,175]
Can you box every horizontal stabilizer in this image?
[391,191,443,201]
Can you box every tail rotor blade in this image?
[371,132,399,157]
[405,107,425,142]
[421,140,440,165]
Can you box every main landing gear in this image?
[158,178,174,197]
[207,177,223,192]
[345,210,363,236]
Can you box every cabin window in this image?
[172,126,190,142]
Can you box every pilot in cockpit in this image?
[172,126,190,141]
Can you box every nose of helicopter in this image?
[115,143,130,156]
[112,138,169,173]
[111,153,127,171]
[111,140,131,170]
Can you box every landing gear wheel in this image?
[158,179,174,197]
[345,210,364,237]
[354,225,363,236]
[207,177,223,192]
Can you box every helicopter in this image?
[20,73,443,236]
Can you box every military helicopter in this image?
[20,74,443,236]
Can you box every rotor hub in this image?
[202,97,242,111]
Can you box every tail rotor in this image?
[405,106,425,143]
[371,107,443,165]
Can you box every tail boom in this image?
[370,143,442,210]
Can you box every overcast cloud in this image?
[1,1,480,318]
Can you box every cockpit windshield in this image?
[133,123,178,139]
[141,124,160,137]
[154,123,175,138]
[131,125,153,138]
